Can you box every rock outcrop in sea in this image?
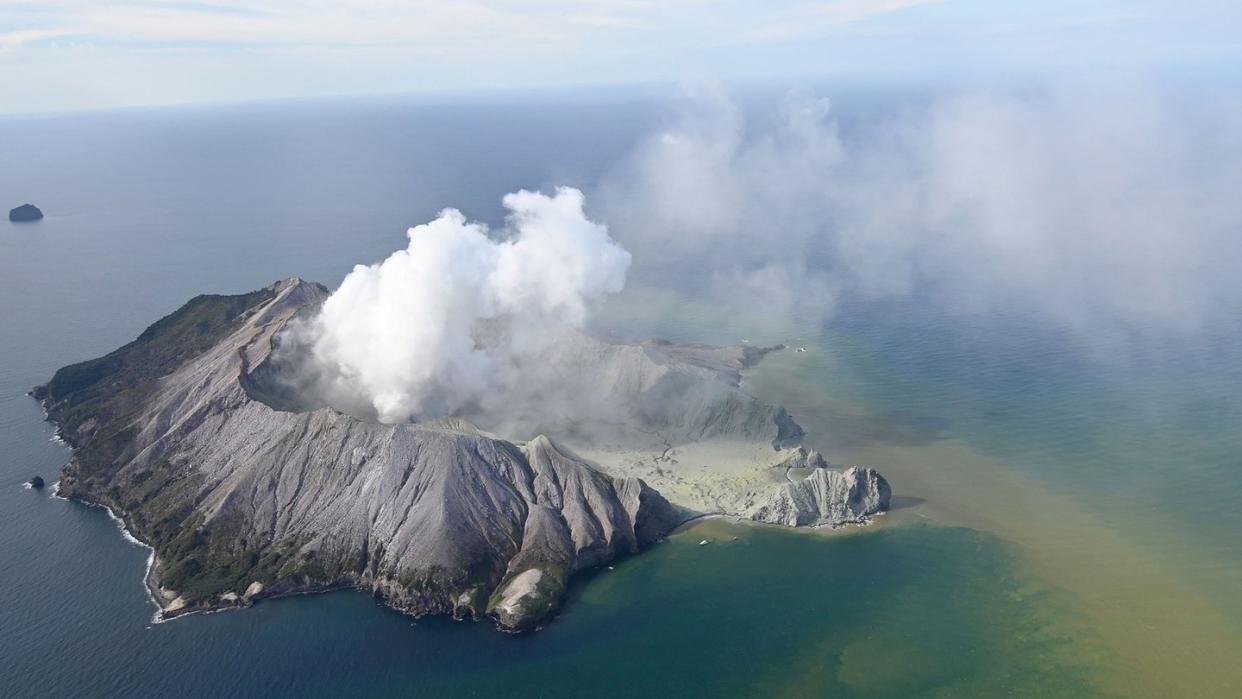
[748,448,891,527]
[9,204,43,222]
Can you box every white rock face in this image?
[492,568,546,628]
[749,449,891,527]
[243,582,264,600]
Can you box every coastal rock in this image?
[243,581,264,600]
[28,476,45,489]
[9,204,43,222]
[489,568,554,631]
[749,457,891,527]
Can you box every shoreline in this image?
[47,448,889,631]
[670,510,888,538]
[38,394,230,625]
[49,480,166,624]
[33,354,888,634]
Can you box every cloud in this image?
[6,1,1240,114]
[0,1,588,50]
[297,186,630,423]
[597,83,1242,346]
[0,0,948,51]
[0,27,79,51]
[740,0,946,42]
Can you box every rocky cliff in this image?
[748,448,891,527]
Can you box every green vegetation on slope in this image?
[36,286,281,602]
[34,287,276,483]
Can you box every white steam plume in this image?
[307,186,630,423]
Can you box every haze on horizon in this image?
[2,0,1241,115]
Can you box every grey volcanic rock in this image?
[750,449,891,527]
[627,339,803,448]
[9,204,42,222]
[488,435,680,629]
[37,278,682,631]
[28,476,45,489]
[258,315,805,450]
[774,445,829,471]
[458,331,803,449]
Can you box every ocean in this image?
[2,92,1240,697]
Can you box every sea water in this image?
[2,94,1239,697]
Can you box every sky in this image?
[1,1,1240,114]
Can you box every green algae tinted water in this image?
[3,97,1241,697]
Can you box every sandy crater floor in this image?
[569,438,792,516]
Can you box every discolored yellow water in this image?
[602,284,1242,697]
[747,328,1242,698]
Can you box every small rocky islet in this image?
[9,204,43,222]
[33,278,890,631]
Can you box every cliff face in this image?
[748,448,891,527]
[37,279,680,630]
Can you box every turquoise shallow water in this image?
[3,96,1241,697]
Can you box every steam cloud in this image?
[286,82,1241,428]
[304,187,630,423]
[598,84,1242,348]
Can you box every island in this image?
[34,278,890,630]
[9,204,43,222]
[28,476,45,489]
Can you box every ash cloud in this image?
[292,186,630,424]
